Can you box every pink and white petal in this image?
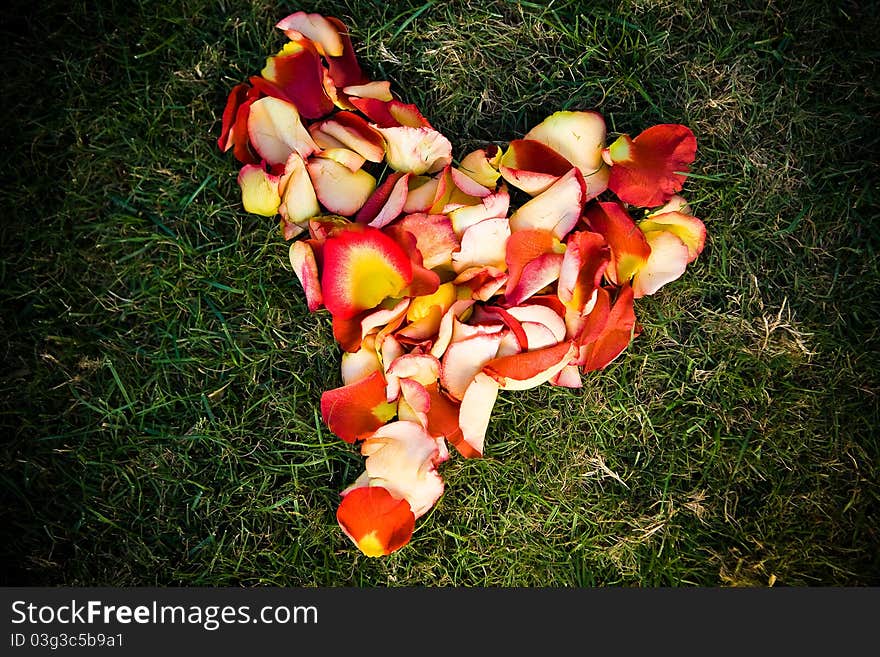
[387,353,442,387]
[520,321,558,350]
[279,153,320,231]
[386,213,459,271]
[307,157,377,217]
[550,364,583,388]
[247,96,319,166]
[275,12,344,56]
[506,304,567,344]
[340,335,381,386]
[342,81,393,101]
[450,167,493,198]
[355,172,410,228]
[378,126,453,175]
[316,147,367,172]
[508,168,585,239]
[452,267,509,302]
[448,187,511,236]
[450,318,504,344]
[312,111,386,163]
[397,378,431,428]
[288,240,323,312]
[451,217,510,273]
[360,420,445,518]
[458,372,500,457]
[631,230,690,298]
[524,110,609,200]
[651,194,692,217]
[428,299,475,359]
[402,177,441,214]
[440,333,503,400]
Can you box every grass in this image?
[1,0,878,586]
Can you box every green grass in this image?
[1,0,878,586]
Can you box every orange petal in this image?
[499,139,574,195]
[337,485,414,557]
[583,201,651,285]
[504,228,562,296]
[524,110,609,200]
[423,383,465,451]
[605,124,697,207]
[578,285,640,371]
[504,252,564,307]
[218,83,256,159]
[321,370,397,443]
[482,341,575,391]
[509,168,585,239]
[349,97,432,129]
[557,230,611,313]
[321,226,412,319]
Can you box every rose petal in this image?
[321,370,397,443]
[336,485,415,557]
[583,201,651,285]
[509,168,585,240]
[524,110,609,200]
[605,124,697,207]
[321,226,412,319]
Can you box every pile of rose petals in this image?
[219,11,707,557]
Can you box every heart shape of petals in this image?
[219,11,707,556]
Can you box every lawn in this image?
[1,0,877,586]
